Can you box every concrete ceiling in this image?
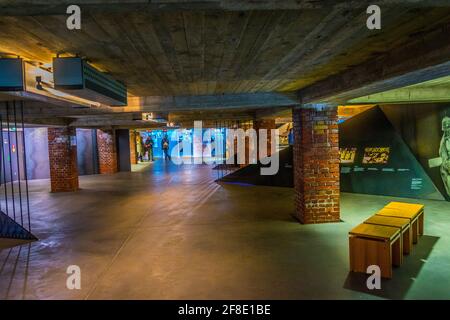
[1,1,450,127]
[1,2,450,97]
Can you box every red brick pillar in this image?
[238,121,253,167]
[254,119,276,160]
[129,130,138,165]
[48,127,79,192]
[97,129,118,174]
[293,105,340,224]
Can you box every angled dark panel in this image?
[339,106,444,200]
[0,210,37,240]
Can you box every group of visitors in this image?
[136,133,172,162]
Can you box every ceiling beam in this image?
[168,111,255,123]
[2,1,448,16]
[254,106,292,120]
[3,90,117,112]
[297,20,450,104]
[19,117,71,127]
[68,118,164,129]
[124,92,298,112]
[348,87,450,104]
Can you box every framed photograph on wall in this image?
[362,147,390,164]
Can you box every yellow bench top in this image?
[349,223,400,241]
[364,215,410,230]
[377,207,421,220]
[385,202,424,214]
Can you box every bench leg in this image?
[418,212,424,236]
[403,227,412,255]
[392,236,402,267]
[349,236,355,272]
[380,241,392,278]
[412,219,419,244]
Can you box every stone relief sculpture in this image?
[440,117,450,197]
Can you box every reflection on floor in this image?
[131,161,154,172]
[0,159,449,299]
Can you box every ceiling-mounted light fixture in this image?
[0,58,24,91]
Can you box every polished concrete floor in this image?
[1,160,449,300]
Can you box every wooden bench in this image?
[349,223,402,279]
[364,215,412,255]
[377,202,424,244]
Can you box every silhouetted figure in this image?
[162,135,171,161]
[288,128,294,145]
[145,136,155,161]
[136,134,144,162]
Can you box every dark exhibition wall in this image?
[116,129,131,172]
[339,106,444,201]
[381,104,450,201]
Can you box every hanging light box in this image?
[0,58,24,91]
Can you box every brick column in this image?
[254,119,276,160]
[293,105,340,224]
[97,129,118,174]
[238,121,253,167]
[48,127,79,192]
[129,130,138,165]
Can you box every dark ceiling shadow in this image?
[343,235,439,299]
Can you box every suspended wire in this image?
[6,102,16,221]
[215,120,219,181]
[0,112,8,217]
[0,101,32,237]
[13,101,24,227]
[21,101,32,233]
[219,120,223,180]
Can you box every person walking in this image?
[136,134,144,162]
[162,135,171,161]
[145,136,155,161]
[288,127,294,146]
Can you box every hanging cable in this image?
[215,120,219,181]
[6,102,17,221]
[13,101,24,227]
[21,101,32,232]
[0,112,9,217]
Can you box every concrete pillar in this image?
[293,105,340,224]
[47,127,79,192]
[96,129,118,174]
[254,119,276,160]
[129,130,138,165]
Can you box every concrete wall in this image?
[76,129,98,176]
[0,130,26,183]
[22,127,99,180]
[25,128,50,180]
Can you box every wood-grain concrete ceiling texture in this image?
[1,1,450,98]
